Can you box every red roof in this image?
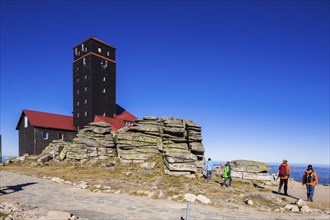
[73,36,116,50]
[94,116,125,131]
[94,110,137,131]
[17,110,76,131]
[116,110,137,122]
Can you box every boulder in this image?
[296,199,307,208]
[229,160,273,181]
[231,160,271,173]
[184,193,197,202]
[197,195,211,204]
[301,205,310,213]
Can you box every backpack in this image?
[306,171,314,183]
[279,165,287,177]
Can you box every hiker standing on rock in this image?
[221,161,232,187]
[302,164,318,202]
[278,159,291,195]
[205,158,214,182]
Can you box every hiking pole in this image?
[186,201,192,220]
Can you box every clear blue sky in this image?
[1,0,329,164]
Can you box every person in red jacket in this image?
[302,164,318,202]
[278,159,291,195]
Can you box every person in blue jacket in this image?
[205,158,214,182]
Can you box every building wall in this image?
[34,127,76,155]
[73,38,116,129]
[18,119,76,155]
[18,119,35,156]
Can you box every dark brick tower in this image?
[72,37,116,130]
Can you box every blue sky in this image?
[1,0,329,164]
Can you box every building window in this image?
[103,88,106,93]
[103,60,108,69]
[76,76,79,83]
[81,44,87,52]
[107,51,110,56]
[77,112,79,117]
[98,48,102,53]
[77,89,79,94]
[41,131,49,140]
[84,111,88,116]
[77,101,79,106]
[84,86,87,91]
[84,73,87,79]
[103,76,106,82]
[84,98,87,104]
[59,133,64,140]
[24,116,28,128]
[103,112,106,116]
[83,58,86,66]
[124,121,133,126]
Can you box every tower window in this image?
[84,111,88,116]
[98,48,102,53]
[41,131,49,140]
[84,86,88,91]
[24,116,28,128]
[84,98,87,104]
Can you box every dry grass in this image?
[3,157,329,214]
[0,157,232,199]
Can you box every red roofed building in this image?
[16,37,137,156]
[16,105,136,155]
[16,110,77,155]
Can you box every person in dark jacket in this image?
[302,164,318,202]
[221,161,232,187]
[278,159,291,195]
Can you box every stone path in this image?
[0,171,326,219]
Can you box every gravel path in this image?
[0,171,327,219]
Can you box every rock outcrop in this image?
[44,116,206,177]
[115,116,205,176]
[67,122,116,162]
[230,160,273,181]
[161,117,204,177]
[38,140,71,163]
[114,116,161,163]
